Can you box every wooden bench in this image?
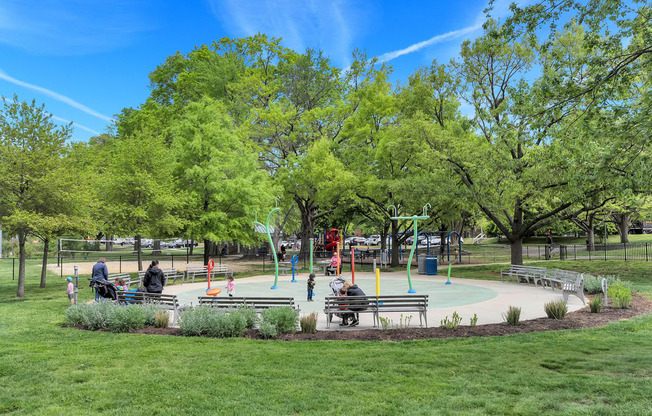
[115,291,187,325]
[197,296,298,312]
[500,265,547,286]
[323,295,429,329]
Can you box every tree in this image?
[0,96,73,297]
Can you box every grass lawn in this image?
[1,261,651,415]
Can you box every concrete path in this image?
[163,271,585,331]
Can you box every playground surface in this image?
[163,271,586,330]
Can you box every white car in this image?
[367,235,380,245]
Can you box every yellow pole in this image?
[336,242,340,277]
[376,268,380,296]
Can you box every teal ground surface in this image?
[176,275,498,314]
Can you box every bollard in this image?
[74,265,79,305]
[376,268,380,296]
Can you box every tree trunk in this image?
[106,235,114,252]
[40,238,49,288]
[613,213,630,244]
[586,228,595,251]
[390,219,400,267]
[510,237,523,265]
[189,240,194,255]
[152,239,162,256]
[203,239,216,265]
[135,235,143,271]
[17,230,26,298]
[297,199,315,260]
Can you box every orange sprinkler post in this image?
[351,246,355,284]
[336,242,340,277]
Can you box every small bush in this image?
[141,304,167,326]
[378,316,391,330]
[259,320,278,339]
[544,300,568,320]
[395,314,413,329]
[179,307,211,336]
[261,307,298,333]
[108,305,148,333]
[299,313,318,334]
[503,306,521,326]
[81,301,117,330]
[154,310,170,328]
[470,313,478,327]
[65,304,87,326]
[235,306,259,329]
[584,274,632,294]
[589,297,603,313]
[178,307,247,338]
[608,281,632,309]
[440,312,462,329]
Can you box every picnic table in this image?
[316,260,330,275]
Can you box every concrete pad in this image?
[163,271,584,331]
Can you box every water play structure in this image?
[388,203,431,293]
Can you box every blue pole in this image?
[291,254,298,283]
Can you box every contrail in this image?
[377,24,482,63]
[51,115,101,136]
[0,70,115,123]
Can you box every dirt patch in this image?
[75,294,651,341]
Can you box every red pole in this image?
[351,246,355,284]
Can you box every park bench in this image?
[185,264,232,283]
[323,295,429,329]
[544,269,586,304]
[137,267,184,286]
[107,273,138,289]
[197,296,299,312]
[500,265,547,287]
[115,290,187,325]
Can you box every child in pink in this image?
[226,276,235,297]
[66,277,74,304]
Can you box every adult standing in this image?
[143,259,165,294]
[91,257,108,301]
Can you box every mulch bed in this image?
[126,294,652,341]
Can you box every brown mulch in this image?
[122,294,652,341]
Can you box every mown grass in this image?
[1,262,651,415]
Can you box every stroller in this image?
[328,276,348,323]
[88,278,118,301]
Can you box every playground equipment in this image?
[325,228,340,252]
[206,259,215,289]
[206,288,222,296]
[388,203,431,293]
[351,246,355,284]
[376,267,380,296]
[290,254,299,283]
[309,237,314,275]
[253,207,281,289]
[447,231,463,263]
[446,262,452,285]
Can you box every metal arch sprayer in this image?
[388,203,430,293]
[254,207,281,289]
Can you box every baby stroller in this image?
[88,278,118,301]
[328,276,347,324]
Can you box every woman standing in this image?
[143,260,165,294]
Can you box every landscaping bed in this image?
[117,294,652,341]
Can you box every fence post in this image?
[624,243,627,261]
[120,256,122,273]
[646,243,648,261]
[172,255,174,268]
[13,257,15,280]
[604,243,607,261]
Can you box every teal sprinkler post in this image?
[309,238,314,275]
[388,203,430,294]
[254,207,281,289]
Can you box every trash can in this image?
[418,256,427,274]
[425,255,438,275]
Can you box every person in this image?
[326,253,341,276]
[226,276,235,297]
[221,245,228,256]
[343,281,366,327]
[280,244,286,260]
[91,258,109,301]
[338,288,349,326]
[114,278,127,291]
[143,260,165,294]
[66,277,74,304]
[307,273,316,301]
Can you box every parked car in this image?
[367,235,380,245]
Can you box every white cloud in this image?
[0,70,115,123]
[206,0,359,67]
[0,0,152,55]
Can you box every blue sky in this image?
[0,0,522,141]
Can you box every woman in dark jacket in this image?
[143,260,165,294]
[343,282,366,327]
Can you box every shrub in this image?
[141,304,167,326]
[108,305,148,333]
[589,297,603,313]
[234,306,259,329]
[440,312,462,329]
[178,307,248,338]
[81,301,117,330]
[179,307,211,336]
[544,300,568,320]
[395,314,413,329]
[503,306,521,326]
[154,310,170,328]
[584,274,632,294]
[261,307,298,333]
[608,281,632,309]
[299,313,318,334]
[470,313,478,327]
[65,304,87,326]
[259,320,278,339]
[378,316,391,330]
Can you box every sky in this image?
[0,0,524,141]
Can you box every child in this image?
[114,278,127,291]
[226,276,235,297]
[66,277,74,304]
[307,273,316,301]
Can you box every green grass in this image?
[1,262,651,415]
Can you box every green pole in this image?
[446,261,452,285]
[309,237,314,275]
[266,208,280,289]
[389,203,430,294]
